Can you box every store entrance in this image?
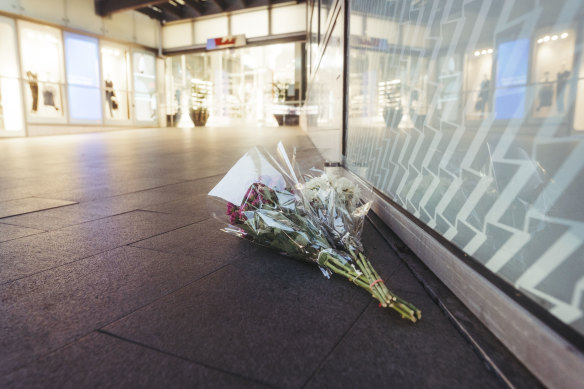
[166,42,300,127]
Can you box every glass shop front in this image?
[0,16,158,135]
[166,42,300,127]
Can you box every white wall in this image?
[162,3,306,49]
[1,0,160,49]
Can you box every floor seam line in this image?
[125,218,210,246]
[0,202,79,220]
[96,329,280,389]
[300,301,371,388]
[0,221,203,288]
[97,259,240,330]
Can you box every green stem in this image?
[321,250,422,322]
[322,254,387,306]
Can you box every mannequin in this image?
[556,63,570,113]
[104,77,117,117]
[537,71,553,111]
[475,74,490,112]
[26,71,38,112]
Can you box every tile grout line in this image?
[0,220,48,233]
[0,219,208,288]
[300,301,371,389]
[0,261,241,381]
[366,214,516,389]
[0,202,79,220]
[95,329,281,389]
[31,171,226,204]
[96,258,240,331]
[2,171,223,226]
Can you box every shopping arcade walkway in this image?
[0,126,540,388]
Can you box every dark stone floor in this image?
[0,127,540,388]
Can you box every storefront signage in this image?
[349,35,388,51]
[206,35,246,50]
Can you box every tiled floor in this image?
[0,127,539,388]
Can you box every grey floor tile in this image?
[140,193,210,221]
[0,245,232,376]
[0,210,196,284]
[0,204,109,231]
[38,176,187,202]
[0,198,76,218]
[131,218,254,261]
[0,332,268,389]
[0,223,44,242]
[103,252,371,389]
[304,291,503,389]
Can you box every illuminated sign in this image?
[206,35,246,50]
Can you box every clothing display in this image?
[537,83,553,110]
[105,79,117,116]
[42,86,58,110]
[475,78,490,112]
[27,71,38,112]
[556,70,570,112]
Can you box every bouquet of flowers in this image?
[208,143,421,322]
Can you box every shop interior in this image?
[166,42,299,128]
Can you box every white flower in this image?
[330,176,361,206]
[302,174,362,208]
[302,174,331,203]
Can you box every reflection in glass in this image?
[494,39,529,119]
[532,30,575,118]
[342,0,584,335]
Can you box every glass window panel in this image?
[344,0,584,337]
[133,51,157,123]
[64,32,101,122]
[0,16,24,132]
[574,30,584,131]
[305,9,344,162]
[194,16,228,45]
[163,22,193,49]
[232,9,268,38]
[18,20,65,121]
[351,14,363,36]
[310,4,319,72]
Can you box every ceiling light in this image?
[537,38,543,43]
[552,35,558,40]
[543,35,550,42]
[561,32,568,39]
[487,48,493,54]
[481,50,487,54]
[474,51,480,56]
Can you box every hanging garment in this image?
[556,70,570,113]
[537,84,553,111]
